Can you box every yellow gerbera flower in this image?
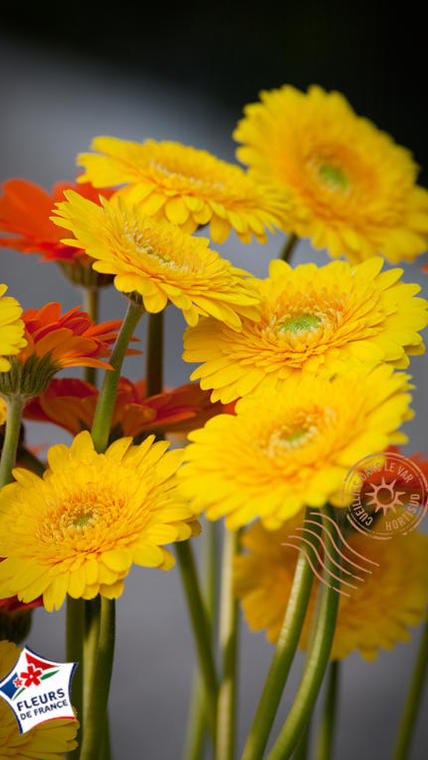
[178,367,412,529]
[0,431,199,612]
[1,641,78,759]
[184,257,428,403]
[234,84,428,264]
[77,137,285,244]
[52,191,260,328]
[0,285,27,372]
[234,520,428,660]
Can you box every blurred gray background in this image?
[1,36,427,760]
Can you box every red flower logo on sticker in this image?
[20,664,42,687]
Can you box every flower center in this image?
[71,510,95,529]
[279,313,322,336]
[318,163,348,191]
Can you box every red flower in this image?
[20,664,42,687]
[0,178,112,265]
[18,303,139,370]
[25,377,231,437]
[13,677,23,687]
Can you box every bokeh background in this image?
[1,3,427,758]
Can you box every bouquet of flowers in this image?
[0,84,427,760]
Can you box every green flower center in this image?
[280,313,322,336]
[318,164,348,190]
[71,510,95,529]
[283,429,309,447]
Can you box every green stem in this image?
[217,528,240,760]
[79,598,116,760]
[392,619,428,760]
[241,507,320,760]
[83,597,101,722]
[19,447,45,477]
[293,720,311,760]
[91,299,143,452]
[176,540,219,743]
[83,288,99,386]
[266,505,341,760]
[280,233,298,263]
[314,661,339,760]
[183,520,219,760]
[66,597,84,760]
[145,311,164,397]
[0,396,24,487]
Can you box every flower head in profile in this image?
[234,519,428,660]
[77,137,285,243]
[179,367,412,529]
[0,431,199,611]
[184,258,428,403]
[1,303,134,399]
[19,303,132,370]
[0,641,78,758]
[0,285,26,372]
[234,85,428,263]
[52,191,261,327]
[24,377,228,438]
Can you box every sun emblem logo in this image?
[365,477,406,515]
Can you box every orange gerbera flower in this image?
[0,178,112,263]
[24,376,228,438]
[0,179,113,288]
[20,303,133,369]
[0,303,138,400]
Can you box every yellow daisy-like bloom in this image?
[0,431,199,612]
[0,641,78,759]
[234,520,428,660]
[77,137,285,244]
[184,257,428,403]
[0,284,27,372]
[179,367,412,529]
[234,84,428,263]
[52,191,260,328]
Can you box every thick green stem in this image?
[293,720,311,760]
[266,506,341,760]
[145,311,164,397]
[392,619,428,760]
[280,233,298,263]
[314,661,339,760]
[83,597,101,721]
[183,520,219,760]
[81,299,141,757]
[176,540,219,743]
[83,288,99,386]
[0,396,24,487]
[217,527,240,760]
[66,597,84,760]
[241,508,320,760]
[79,598,116,760]
[91,299,143,452]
